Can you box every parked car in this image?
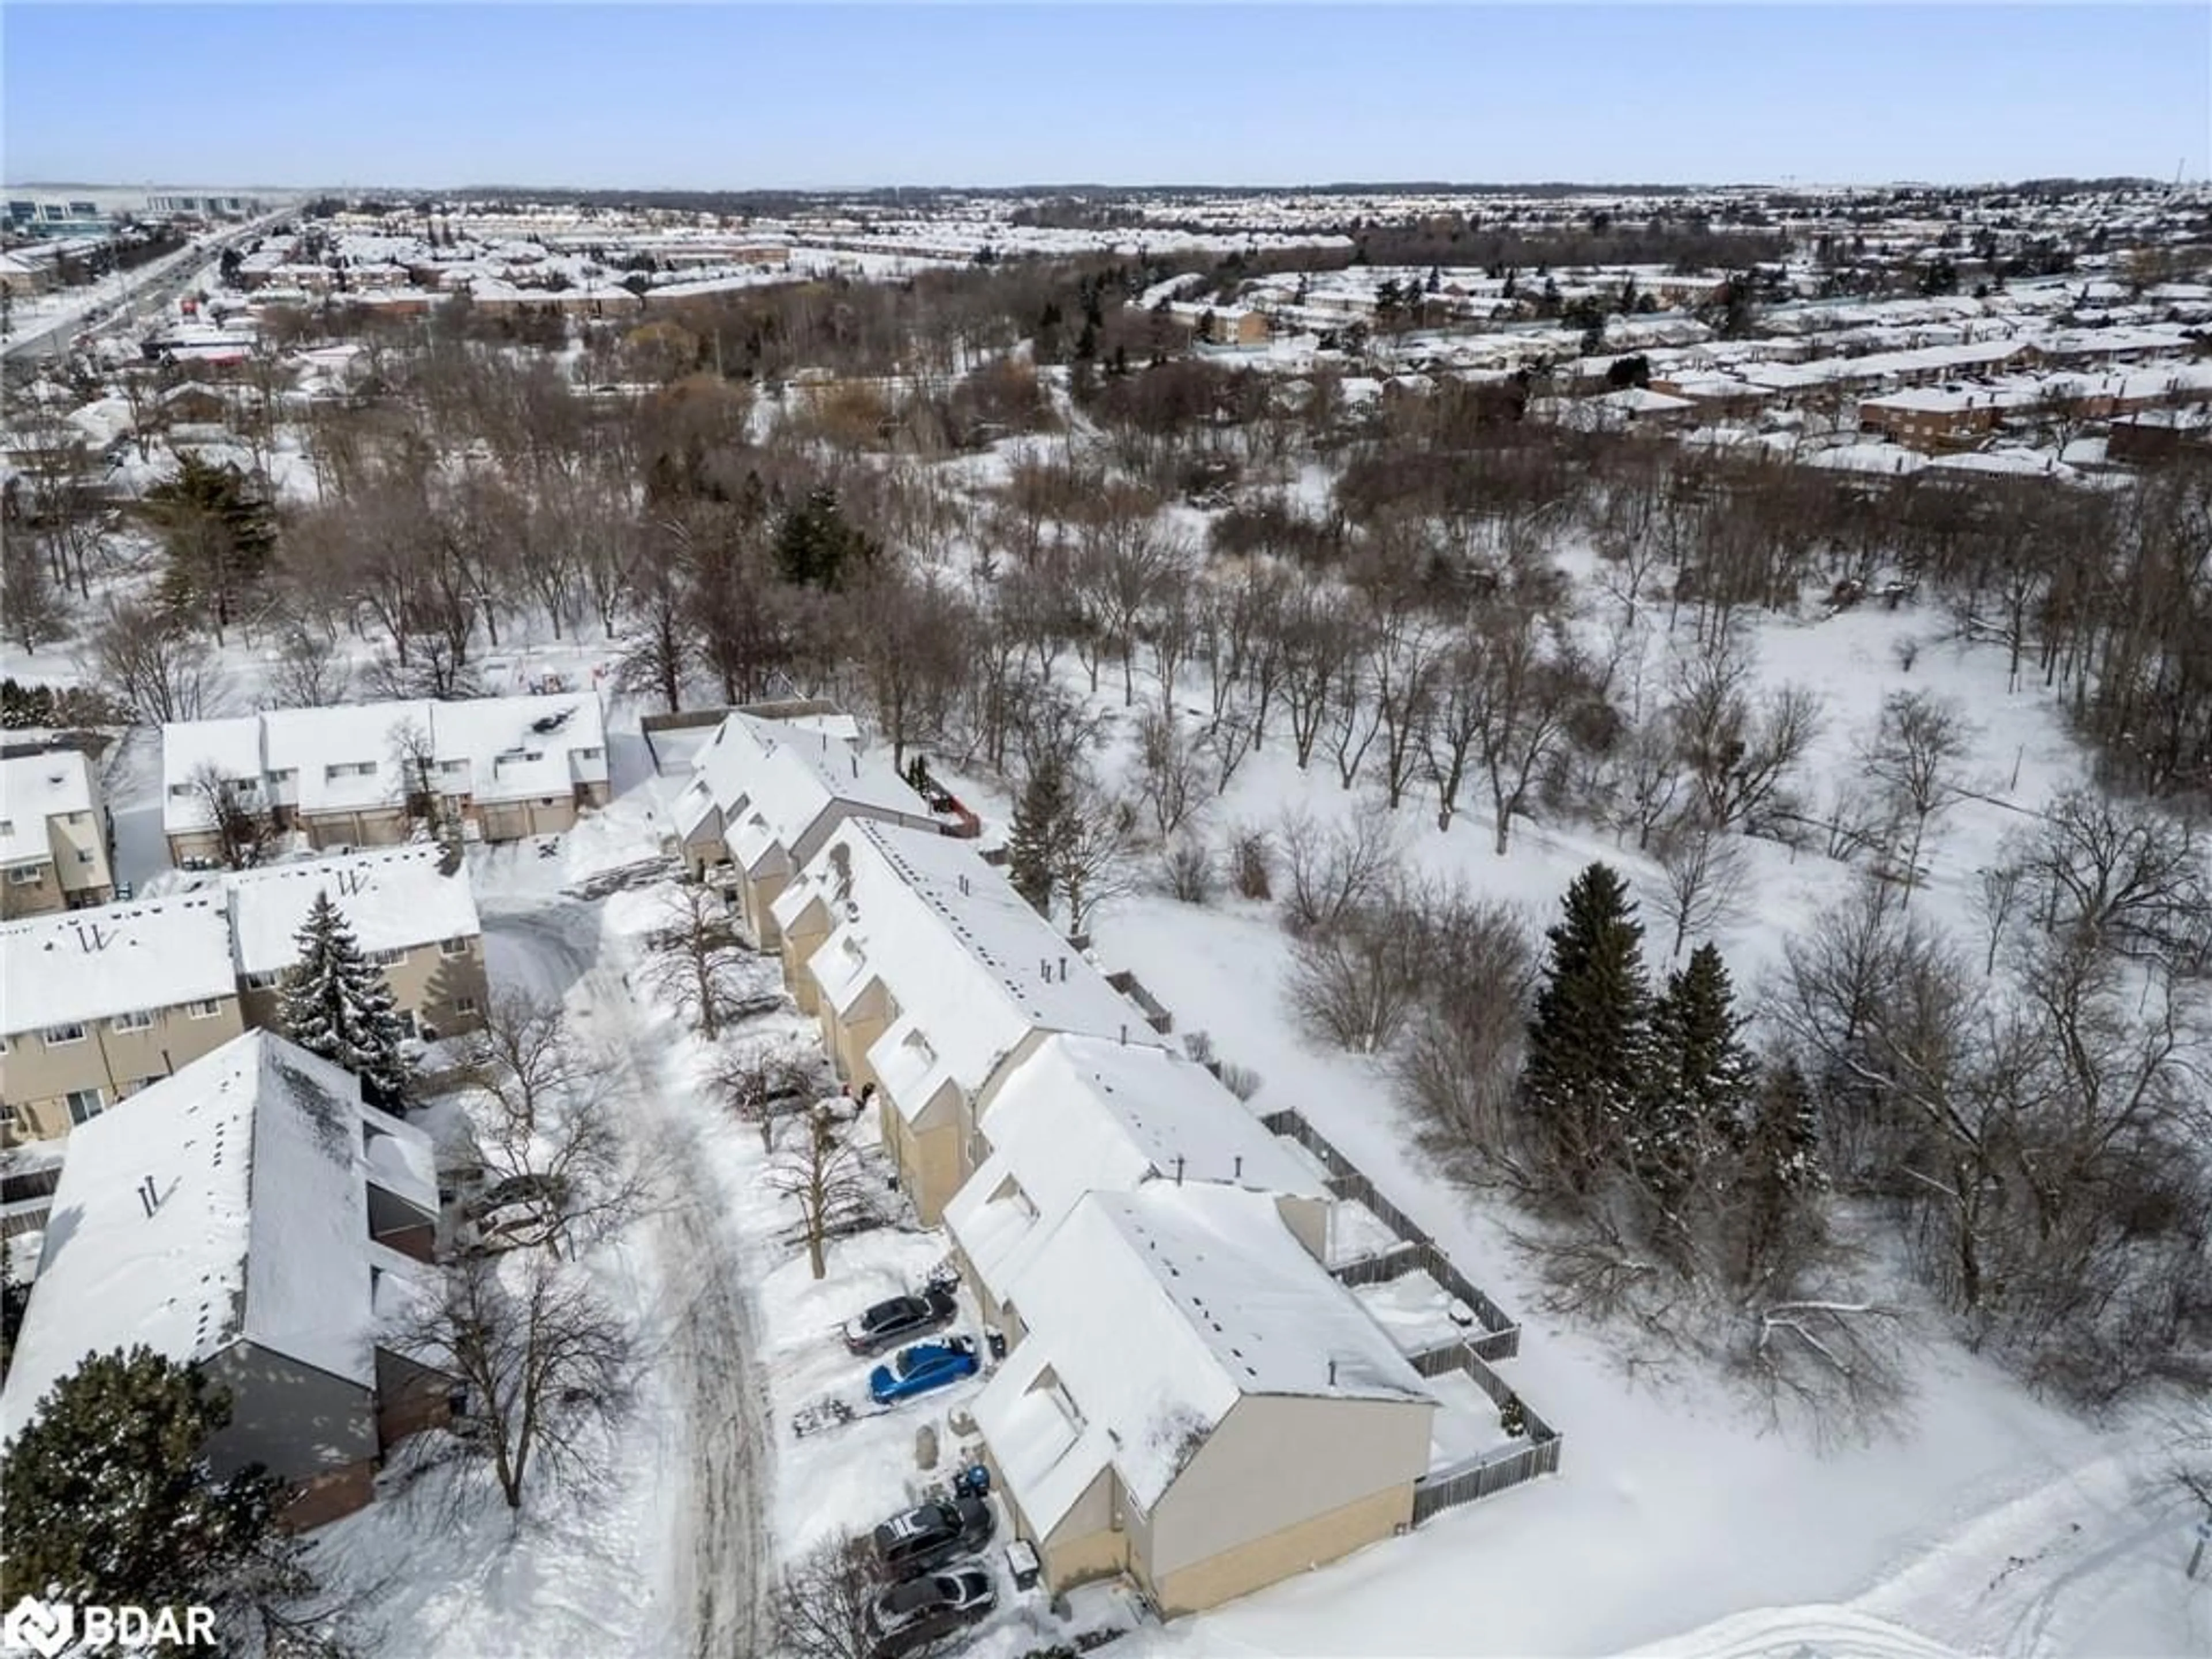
[464,1172,570,1253]
[864,1568,995,1659]
[870,1495,995,1577]
[843,1286,959,1356]
[869,1335,980,1406]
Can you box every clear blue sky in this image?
[5,4,2207,190]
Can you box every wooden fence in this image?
[1255,1105,1565,1522]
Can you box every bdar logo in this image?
[1,1596,73,1659]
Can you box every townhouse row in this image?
[162,691,610,866]
[1,846,487,1143]
[687,707,1456,1619]
[0,749,115,921]
[0,1031,452,1529]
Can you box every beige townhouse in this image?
[0,897,245,1142]
[0,749,115,920]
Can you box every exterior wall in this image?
[469,792,588,843]
[302,805,411,850]
[373,1347,455,1448]
[779,900,831,1011]
[1139,1393,1430,1611]
[166,827,223,867]
[48,806,112,905]
[826,979,893,1091]
[1,859,63,920]
[740,860,791,950]
[1149,1478,1414,1616]
[2,995,247,1142]
[203,1342,378,1490]
[1276,1194,1331,1264]
[891,1085,963,1225]
[277,1461,377,1531]
[1039,1468,1130,1591]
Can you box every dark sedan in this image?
[865,1568,995,1659]
[842,1285,959,1356]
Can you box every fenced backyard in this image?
[1257,1107,1564,1522]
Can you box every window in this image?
[187,999,224,1020]
[243,971,282,990]
[323,762,377,783]
[456,995,480,1017]
[77,849,96,865]
[0,1102,15,1128]
[439,935,471,957]
[0,820,11,838]
[111,1008,154,1033]
[168,783,196,798]
[65,1087,104,1126]
[578,747,604,762]
[41,1023,85,1046]
[7,865,44,886]
[438,759,467,775]
[126,1075,164,1096]
[366,947,406,967]
[267,768,297,785]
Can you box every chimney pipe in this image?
[138,1176,159,1217]
[1174,1155,1184,1186]
[1058,956,1067,982]
[1119,1024,1127,1046]
[1233,1155,1243,1179]
[1328,1358,1338,1387]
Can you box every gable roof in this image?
[0,896,237,1034]
[774,820,1168,1115]
[0,749,96,866]
[944,1035,1325,1304]
[682,710,930,869]
[0,1032,435,1435]
[221,846,480,976]
[972,1185,1429,1533]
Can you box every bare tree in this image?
[265,622,353,709]
[775,1533,882,1659]
[713,1037,831,1152]
[641,884,752,1040]
[766,1101,874,1280]
[2011,787,2208,969]
[1861,690,1976,893]
[388,1252,634,1513]
[459,987,582,1140]
[1,530,71,654]
[1054,767,1140,936]
[1389,897,1537,1174]
[185,761,278,870]
[1134,699,1206,840]
[1974,862,2025,977]
[1469,603,1588,855]
[1648,817,1752,958]
[1277,802,1402,935]
[1671,640,1822,834]
[85,596,223,724]
[1287,898,1430,1053]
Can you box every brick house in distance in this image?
[0,1032,450,1528]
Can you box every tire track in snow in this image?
[484,905,774,1659]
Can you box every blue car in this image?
[869,1335,980,1406]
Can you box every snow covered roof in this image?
[682,710,930,863]
[0,1032,435,1434]
[0,749,96,867]
[222,847,479,976]
[972,1185,1430,1533]
[774,820,1168,1117]
[162,715,264,832]
[162,695,608,831]
[428,693,608,804]
[0,896,237,1034]
[945,1036,1325,1304]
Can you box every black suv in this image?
[870,1495,994,1577]
[842,1285,959,1356]
[865,1569,995,1659]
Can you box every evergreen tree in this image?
[1736,1054,1826,1283]
[1640,944,1758,1200]
[149,454,275,641]
[1006,760,1070,916]
[772,488,878,593]
[279,891,410,1109]
[2,1346,281,1609]
[1522,863,1652,1195]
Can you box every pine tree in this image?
[2,1346,281,1608]
[1006,760,1070,917]
[279,891,410,1110]
[1736,1055,1826,1284]
[1640,943,1757,1200]
[149,454,275,640]
[1522,862,1652,1196]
